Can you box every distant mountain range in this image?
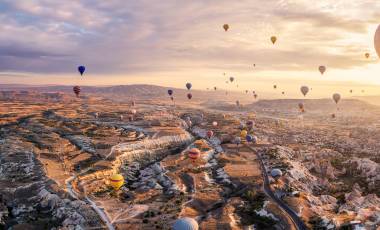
[1,84,379,107]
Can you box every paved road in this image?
[250,146,308,230]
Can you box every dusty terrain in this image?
[0,86,379,230]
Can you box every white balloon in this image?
[374,24,380,59]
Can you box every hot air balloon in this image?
[206,130,213,139]
[300,86,309,96]
[73,86,81,97]
[349,89,353,93]
[252,90,256,94]
[240,130,248,139]
[223,24,229,32]
[332,93,341,104]
[331,113,336,119]
[298,102,304,111]
[229,77,234,82]
[214,86,217,91]
[173,217,199,230]
[246,120,254,130]
[246,135,253,143]
[168,89,173,96]
[109,174,124,190]
[270,168,282,179]
[187,93,192,100]
[212,121,218,127]
[170,96,174,101]
[254,94,258,99]
[234,137,241,146]
[245,90,248,94]
[253,64,256,67]
[365,53,370,59]
[374,24,380,59]
[282,91,285,95]
[186,83,192,90]
[273,85,277,89]
[78,66,85,76]
[319,66,326,75]
[270,36,277,44]
[188,148,201,161]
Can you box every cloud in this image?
[0,0,378,79]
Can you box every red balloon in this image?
[206,130,213,138]
[73,86,81,97]
[188,148,201,160]
[187,93,192,99]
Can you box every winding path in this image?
[247,145,308,230]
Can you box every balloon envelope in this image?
[223,24,229,31]
[319,66,326,75]
[271,36,277,44]
[109,174,124,190]
[173,217,199,230]
[187,93,192,99]
[332,93,341,104]
[300,86,309,96]
[229,77,234,82]
[186,83,192,90]
[73,86,81,97]
[168,89,173,96]
[78,66,85,76]
[374,24,380,59]
[188,148,201,160]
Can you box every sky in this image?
[1,0,380,98]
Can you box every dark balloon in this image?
[187,93,192,99]
[78,66,85,76]
[186,83,192,90]
[73,86,81,97]
[168,89,173,96]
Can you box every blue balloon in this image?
[246,135,253,142]
[78,66,85,76]
[168,89,173,96]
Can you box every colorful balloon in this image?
[109,174,124,190]
[240,130,248,138]
[374,24,380,59]
[73,86,81,97]
[188,148,201,161]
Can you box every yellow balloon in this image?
[240,130,248,138]
[109,174,124,190]
[271,36,277,44]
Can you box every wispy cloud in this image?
[0,0,379,79]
